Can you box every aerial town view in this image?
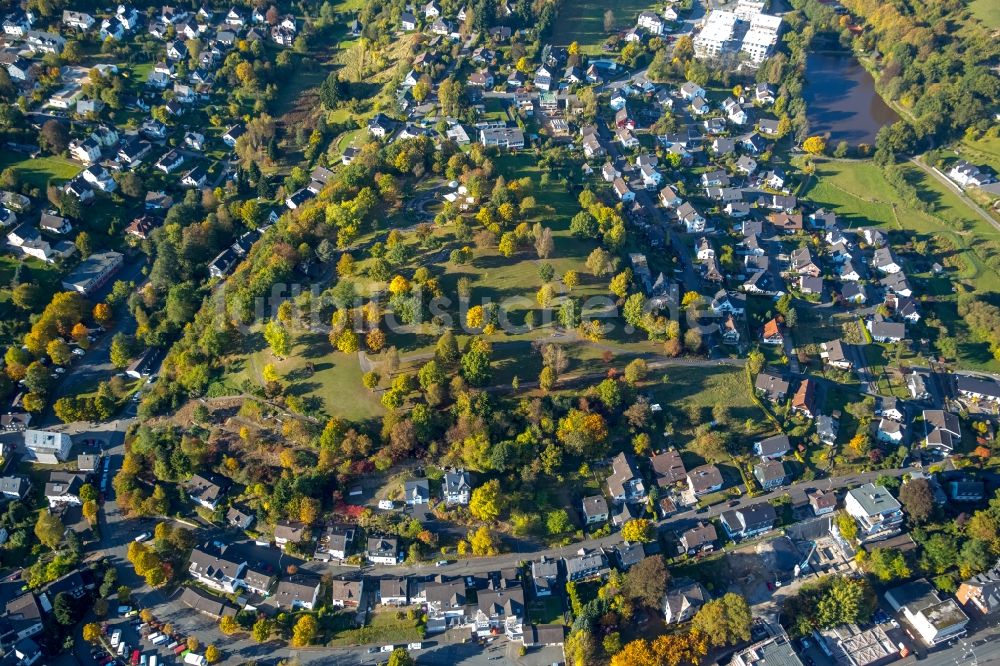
[0,0,999,664]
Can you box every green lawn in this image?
[220,329,385,423]
[325,610,425,647]
[970,0,1000,28]
[551,0,655,52]
[960,136,1000,175]
[0,154,80,189]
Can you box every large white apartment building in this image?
[694,5,782,64]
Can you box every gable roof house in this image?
[272,576,322,611]
[957,562,1000,616]
[650,450,686,488]
[274,521,307,549]
[663,579,708,624]
[754,434,790,461]
[379,577,410,605]
[425,577,468,629]
[755,370,789,403]
[809,489,837,516]
[443,470,472,505]
[44,471,84,507]
[761,318,783,345]
[473,587,525,638]
[867,316,905,343]
[186,473,226,510]
[564,548,610,582]
[679,522,717,555]
[607,452,646,504]
[821,340,853,370]
[791,378,818,418]
[188,543,247,594]
[530,556,561,598]
[330,579,364,608]
[721,503,777,539]
[923,410,961,454]
[687,464,723,496]
[754,460,789,490]
[367,536,400,565]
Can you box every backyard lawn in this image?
[0,153,80,189]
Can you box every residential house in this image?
[3,594,43,643]
[809,489,837,516]
[186,473,226,510]
[0,476,30,500]
[948,160,994,188]
[677,202,706,233]
[226,505,255,530]
[613,177,635,202]
[923,410,961,454]
[877,418,904,445]
[906,373,929,401]
[582,495,609,525]
[821,340,853,370]
[754,460,788,490]
[43,472,84,507]
[720,503,777,539]
[442,470,472,505]
[755,370,790,403]
[873,247,902,274]
[473,587,525,638]
[607,452,646,504]
[844,483,904,540]
[314,525,354,561]
[330,579,364,608]
[24,429,72,464]
[367,536,400,565]
[564,548,609,582]
[679,523,717,555]
[956,376,1000,405]
[379,577,410,605]
[687,464,723,496]
[531,557,560,597]
[791,378,817,418]
[761,318,783,345]
[957,561,1000,615]
[188,543,247,594]
[274,521,306,550]
[272,576,321,611]
[817,415,839,445]
[754,434,790,460]
[650,450,686,488]
[867,317,905,343]
[425,577,468,629]
[663,579,708,624]
[404,479,430,505]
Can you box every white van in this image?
[151,634,167,645]
[408,642,424,650]
[110,630,122,647]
